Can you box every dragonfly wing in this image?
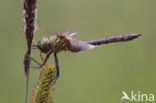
[61,31,78,37]
[69,39,96,52]
[48,31,78,37]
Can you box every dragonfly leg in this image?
[54,53,59,79]
[30,57,41,66]
[31,52,52,69]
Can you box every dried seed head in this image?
[31,65,56,103]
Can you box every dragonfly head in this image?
[33,38,51,54]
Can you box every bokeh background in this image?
[0,0,156,103]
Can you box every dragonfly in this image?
[30,31,141,79]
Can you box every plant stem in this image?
[23,0,37,102]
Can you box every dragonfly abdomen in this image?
[84,34,141,45]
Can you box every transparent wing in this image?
[60,31,78,37]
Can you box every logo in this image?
[121,91,154,102]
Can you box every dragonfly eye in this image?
[36,38,51,54]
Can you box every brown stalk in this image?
[23,0,37,103]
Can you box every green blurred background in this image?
[0,0,156,103]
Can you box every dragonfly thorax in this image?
[36,35,70,54]
[50,35,70,52]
